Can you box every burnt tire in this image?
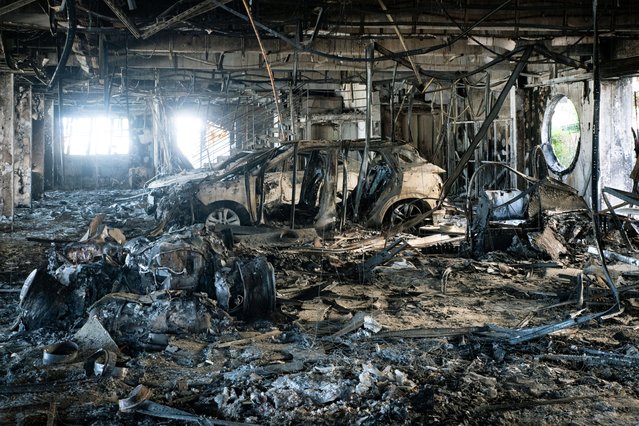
[203,203,251,227]
[385,200,429,233]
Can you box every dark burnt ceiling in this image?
[1,0,638,111]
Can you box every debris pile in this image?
[3,188,639,424]
[15,215,276,337]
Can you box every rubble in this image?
[15,218,276,332]
[3,188,639,424]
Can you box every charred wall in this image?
[521,77,636,206]
[63,155,131,189]
[13,84,32,208]
[0,74,13,219]
[31,94,47,200]
[523,81,592,200]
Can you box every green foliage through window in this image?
[549,97,579,168]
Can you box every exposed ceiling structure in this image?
[1,0,637,111]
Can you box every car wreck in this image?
[147,139,445,232]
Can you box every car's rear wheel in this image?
[204,203,251,227]
[386,200,429,233]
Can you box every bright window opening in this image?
[173,115,232,169]
[541,95,580,174]
[173,114,204,169]
[63,116,130,155]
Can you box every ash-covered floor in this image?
[2,190,639,425]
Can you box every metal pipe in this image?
[341,146,349,230]
[57,80,64,188]
[390,62,397,142]
[588,0,619,311]
[103,0,140,39]
[377,0,422,86]
[290,142,298,229]
[591,0,601,214]
[240,0,284,141]
[353,43,375,222]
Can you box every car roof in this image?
[147,139,423,188]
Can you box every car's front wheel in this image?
[204,203,251,227]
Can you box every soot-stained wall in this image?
[522,77,635,207]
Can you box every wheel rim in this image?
[206,208,242,227]
[390,203,423,231]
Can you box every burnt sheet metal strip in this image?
[84,349,121,378]
[42,341,78,365]
[356,239,408,283]
[120,384,257,425]
[119,384,151,412]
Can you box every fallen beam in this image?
[587,246,639,267]
[103,0,141,38]
[441,46,533,198]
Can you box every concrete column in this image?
[0,73,14,219]
[32,93,46,200]
[53,85,65,188]
[43,98,54,190]
[14,84,32,207]
[151,96,163,174]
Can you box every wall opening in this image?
[173,114,203,168]
[63,115,130,155]
[541,95,580,174]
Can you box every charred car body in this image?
[148,139,445,230]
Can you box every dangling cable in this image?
[48,0,76,90]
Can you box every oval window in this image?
[541,95,580,175]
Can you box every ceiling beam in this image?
[141,0,233,40]
[102,0,141,39]
[0,0,36,18]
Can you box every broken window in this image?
[63,115,130,155]
[541,95,580,174]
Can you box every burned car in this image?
[147,139,445,230]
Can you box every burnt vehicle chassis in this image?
[148,139,444,231]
